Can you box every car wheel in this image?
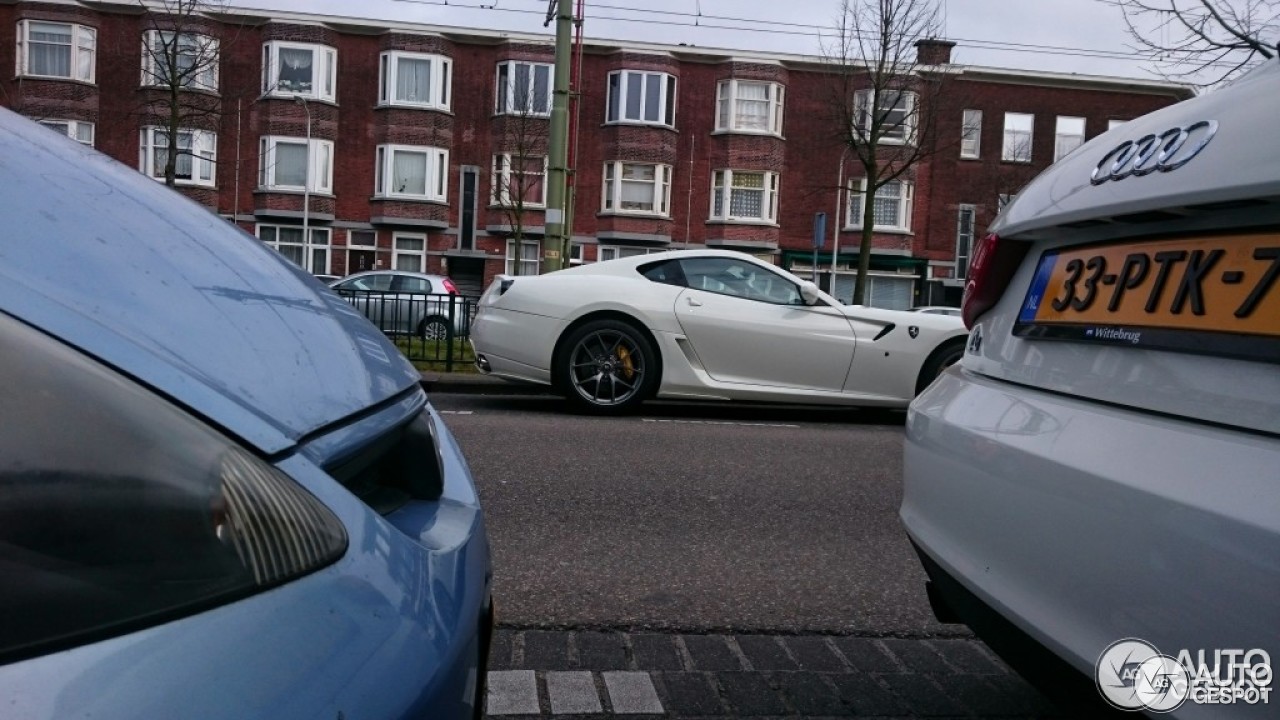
[915,339,965,395]
[419,316,452,342]
[558,319,657,414]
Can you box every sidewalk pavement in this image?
[484,629,1087,718]
[420,370,554,396]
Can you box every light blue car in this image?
[0,107,492,719]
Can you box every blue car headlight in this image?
[0,312,347,666]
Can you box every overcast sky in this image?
[232,0,1182,82]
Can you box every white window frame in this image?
[847,178,913,232]
[378,50,450,110]
[259,136,333,193]
[38,118,94,145]
[16,20,96,82]
[374,144,449,202]
[601,161,672,217]
[1054,115,1086,162]
[495,61,552,116]
[606,70,677,127]
[956,204,975,281]
[392,233,427,272]
[139,126,217,186]
[492,153,547,208]
[709,169,779,224]
[262,41,336,102]
[598,245,660,263]
[142,30,218,92]
[714,79,784,136]
[257,224,332,273]
[854,89,917,145]
[1002,112,1034,163]
[505,238,541,276]
[960,109,982,159]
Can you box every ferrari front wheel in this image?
[558,319,657,414]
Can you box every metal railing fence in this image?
[332,289,479,371]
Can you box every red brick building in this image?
[1,1,1192,305]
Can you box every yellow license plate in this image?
[1014,233,1280,362]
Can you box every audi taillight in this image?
[442,278,459,295]
[962,233,1029,329]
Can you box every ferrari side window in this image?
[678,258,802,306]
[638,259,686,287]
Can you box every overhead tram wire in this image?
[387,0,1237,69]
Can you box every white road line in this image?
[602,672,664,715]
[545,671,603,714]
[641,418,799,428]
[485,670,539,715]
[438,410,474,415]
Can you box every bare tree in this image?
[136,0,237,187]
[1105,0,1279,86]
[492,106,550,276]
[824,0,951,306]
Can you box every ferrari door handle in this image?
[685,296,702,307]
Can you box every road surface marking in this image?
[546,671,603,714]
[602,672,664,714]
[438,410,474,415]
[642,418,799,428]
[486,670,539,715]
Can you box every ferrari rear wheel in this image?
[916,338,966,395]
[558,319,657,414]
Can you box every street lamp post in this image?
[295,96,311,271]
[830,145,851,300]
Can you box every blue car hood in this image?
[0,108,421,455]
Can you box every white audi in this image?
[470,249,967,412]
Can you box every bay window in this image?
[606,70,676,127]
[379,51,450,110]
[710,170,779,224]
[140,127,217,186]
[375,145,449,202]
[259,136,333,193]
[262,41,336,102]
[602,162,671,216]
[17,20,96,82]
[715,79,784,135]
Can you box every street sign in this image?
[812,212,827,249]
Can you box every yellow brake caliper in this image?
[616,346,636,380]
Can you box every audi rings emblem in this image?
[1090,120,1218,185]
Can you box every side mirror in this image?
[799,280,822,306]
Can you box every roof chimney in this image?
[915,38,955,65]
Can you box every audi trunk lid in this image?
[967,59,1280,435]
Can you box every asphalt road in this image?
[431,392,956,638]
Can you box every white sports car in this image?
[470,249,968,412]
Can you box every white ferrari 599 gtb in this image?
[470,249,968,413]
